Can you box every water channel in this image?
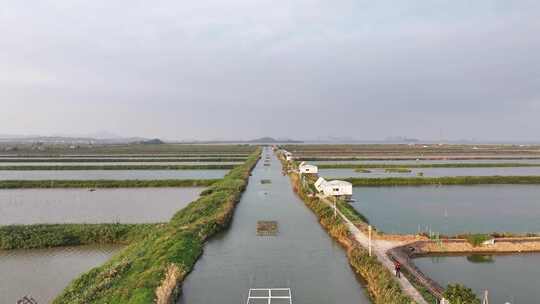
[178,147,370,304]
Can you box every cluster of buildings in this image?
[279,149,353,200]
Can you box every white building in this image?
[299,162,318,174]
[314,177,353,197]
[282,150,294,161]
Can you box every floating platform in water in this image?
[247,288,292,304]
[257,221,278,236]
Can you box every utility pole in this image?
[333,196,337,218]
[368,225,372,257]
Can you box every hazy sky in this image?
[1,1,539,141]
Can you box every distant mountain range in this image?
[0,135,301,145]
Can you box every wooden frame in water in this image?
[257,221,278,236]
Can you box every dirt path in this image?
[317,195,428,304]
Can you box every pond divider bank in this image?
[0,223,158,250]
[51,149,260,304]
[282,159,419,303]
[0,164,238,170]
[0,179,218,189]
[0,157,247,163]
[343,176,540,186]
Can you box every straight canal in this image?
[178,147,370,304]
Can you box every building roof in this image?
[325,180,352,187]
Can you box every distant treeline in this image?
[0,223,158,250]
[0,179,218,189]
[317,163,540,169]
[343,176,540,186]
[0,164,237,170]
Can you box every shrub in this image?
[443,284,481,304]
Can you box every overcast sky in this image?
[1,1,539,141]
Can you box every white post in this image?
[333,196,337,218]
[368,225,372,257]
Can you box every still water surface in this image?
[320,167,540,178]
[0,245,120,304]
[0,169,227,180]
[179,148,369,304]
[351,185,540,234]
[415,254,540,304]
[312,159,540,165]
[0,188,203,224]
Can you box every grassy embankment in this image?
[0,164,238,170]
[0,224,158,250]
[343,176,540,186]
[0,158,246,163]
[52,149,260,304]
[285,165,412,303]
[316,163,540,169]
[0,179,218,189]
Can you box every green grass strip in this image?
[0,158,246,163]
[52,149,261,304]
[0,164,237,170]
[0,223,158,250]
[0,179,218,189]
[343,176,540,186]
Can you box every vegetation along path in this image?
[316,194,428,304]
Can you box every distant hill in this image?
[133,138,165,145]
[247,137,302,143]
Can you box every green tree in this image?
[443,284,481,304]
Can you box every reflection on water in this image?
[0,169,228,180]
[178,148,370,304]
[0,188,203,225]
[415,254,540,304]
[0,245,121,304]
[351,185,540,234]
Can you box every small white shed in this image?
[315,177,352,197]
[283,150,293,161]
[299,162,318,174]
[314,177,327,193]
[323,180,353,197]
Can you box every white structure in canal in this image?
[299,162,318,174]
[314,177,353,198]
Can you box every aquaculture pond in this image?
[311,159,540,165]
[0,245,121,304]
[0,169,228,180]
[414,254,540,304]
[319,167,540,179]
[179,148,370,304]
[0,187,204,224]
[351,185,540,235]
